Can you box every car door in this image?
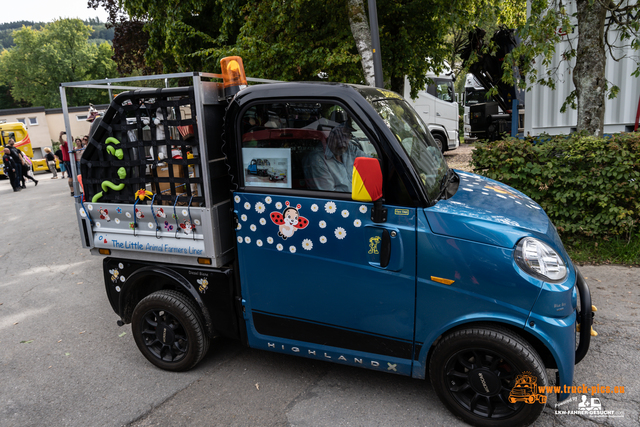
[233,100,417,375]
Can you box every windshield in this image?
[371,98,448,201]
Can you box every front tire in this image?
[429,325,547,427]
[131,290,209,371]
[431,132,446,153]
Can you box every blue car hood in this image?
[424,171,557,248]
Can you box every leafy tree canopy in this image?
[0,19,118,108]
[95,0,526,96]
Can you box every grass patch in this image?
[563,234,640,266]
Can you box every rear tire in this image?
[131,290,209,371]
[429,325,547,427]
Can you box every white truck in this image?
[404,72,459,152]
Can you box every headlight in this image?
[514,237,567,282]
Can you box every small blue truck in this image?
[65,57,593,427]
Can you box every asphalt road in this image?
[1,173,638,427]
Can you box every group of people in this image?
[2,138,39,192]
[3,132,89,195]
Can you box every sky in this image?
[0,0,110,25]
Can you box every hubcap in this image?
[140,309,189,363]
[445,348,523,419]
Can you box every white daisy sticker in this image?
[79,208,86,218]
[335,227,346,239]
[182,209,188,217]
[265,196,272,204]
[237,236,243,243]
[311,204,319,212]
[320,236,327,244]
[267,237,274,244]
[341,209,349,218]
[115,286,121,292]
[354,219,362,227]
[359,205,367,214]
[120,275,125,282]
[115,218,120,224]
[241,214,247,222]
[194,219,200,225]
[87,204,93,211]
[260,218,266,225]
[125,212,131,218]
[118,263,124,269]
[234,195,241,203]
[319,220,326,228]
[255,202,265,213]
[95,222,101,228]
[244,202,251,210]
[325,201,337,213]
[148,222,154,229]
[256,239,263,247]
[289,246,296,253]
[236,223,242,230]
[275,201,282,209]
[245,236,251,244]
[250,224,257,232]
[302,239,313,250]
[277,243,283,251]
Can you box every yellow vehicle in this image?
[0,122,56,175]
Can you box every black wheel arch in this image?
[426,321,557,373]
[119,266,214,337]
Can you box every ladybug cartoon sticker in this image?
[180,220,195,235]
[270,201,309,240]
[99,208,110,222]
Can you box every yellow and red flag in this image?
[352,157,383,202]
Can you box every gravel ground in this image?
[444,143,474,172]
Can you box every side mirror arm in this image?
[371,199,387,223]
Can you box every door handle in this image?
[380,229,391,268]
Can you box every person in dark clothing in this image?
[7,139,25,189]
[54,148,65,178]
[44,147,58,178]
[3,147,20,191]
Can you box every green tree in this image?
[0,19,118,108]
[92,0,526,97]
[506,0,640,136]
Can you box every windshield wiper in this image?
[436,168,457,201]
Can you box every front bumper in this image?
[575,269,593,364]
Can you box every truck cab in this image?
[403,72,459,152]
[66,58,592,427]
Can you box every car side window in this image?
[240,102,378,193]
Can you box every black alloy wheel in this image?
[131,290,209,371]
[429,325,547,427]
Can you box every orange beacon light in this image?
[220,56,248,98]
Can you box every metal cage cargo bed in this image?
[61,73,235,267]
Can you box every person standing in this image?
[44,147,58,178]
[74,137,83,172]
[54,147,65,178]
[20,151,38,186]
[3,147,21,192]
[59,131,74,196]
[7,138,26,189]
